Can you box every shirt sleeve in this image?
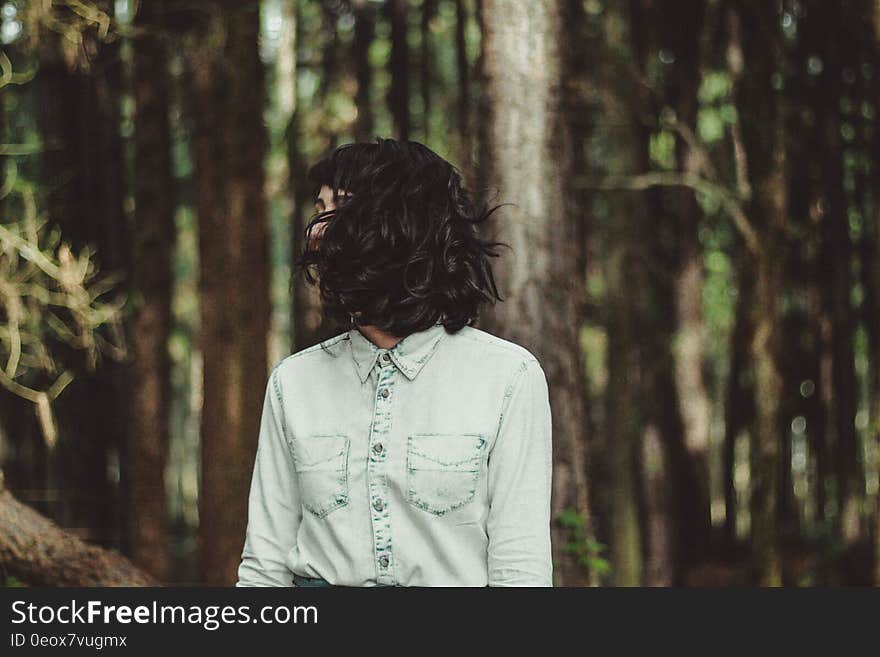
[486,358,554,586]
[236,365,302,587]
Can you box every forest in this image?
[0,0,878,587]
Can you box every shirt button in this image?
[382,353,391,362]
[373,499,385,512]
[379,555,390,568]
[380,388,390,398]
[372,443,384,455]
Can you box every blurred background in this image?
[0,0,878,587]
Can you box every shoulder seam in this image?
[269,366,289,443]
[456,330,539,362]
[492,358,537,445]
[279,332,348,364]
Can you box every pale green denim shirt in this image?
[236,321,553,587]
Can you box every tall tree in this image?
[655,0,713,573]
[815,0,862,545]
[455,0,471,149]
[288,0,315,352]
[352,0,375,142]
[617,1,671,586]
[479,0,593,586]
[863,0,880,587]
[128,0,176,580]
[604,181,646,587]
[387,0,410,141]
[35,0,129,548]
[186,0,270,585]
[561,0,599,586]
[290,0,348,351]
[726,1,787,586]
[782,0,829,548]
[627,0,712,584]
[420,0,437,141]
[721,257,754,546]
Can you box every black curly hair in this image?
[293,137,508,337]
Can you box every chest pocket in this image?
[406,434,487,516]
[292,434,350,518]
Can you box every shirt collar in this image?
[348,320,447,384]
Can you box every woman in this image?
[236,137,553,587]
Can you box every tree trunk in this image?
[611,122,648,586]
[0,475,157,586]
[642,426,674,585]
[479,0,593,587]
[727,3,787,585]
[455,0,471,155]
[289,1,347,351]
[287,0,312,351]
[187,0,270,585]
[813,286,833,530]
[35,0,129,549]
[817,1,862,545]
[782,11,819,550]
[859,0,880,587]
[605,234,644,586]
[561,0,599,587]
[663,0,712,571]
[128,0,176,582]
[630,0,712,582]
[420,0,438,141]
[352,0,375,142]
[749,258,785,586]
[387,0,410,141]
[722,251,754,546]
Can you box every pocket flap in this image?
[407,434,487,469]
[293,434,348,469]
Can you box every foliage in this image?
[0,0,126,446]
[557,508,611,580]
[1,21,127,445]
[3,575,26,587]
[16,0,124,70]
[0,164,127,445]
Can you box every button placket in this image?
[366,359,397,585]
